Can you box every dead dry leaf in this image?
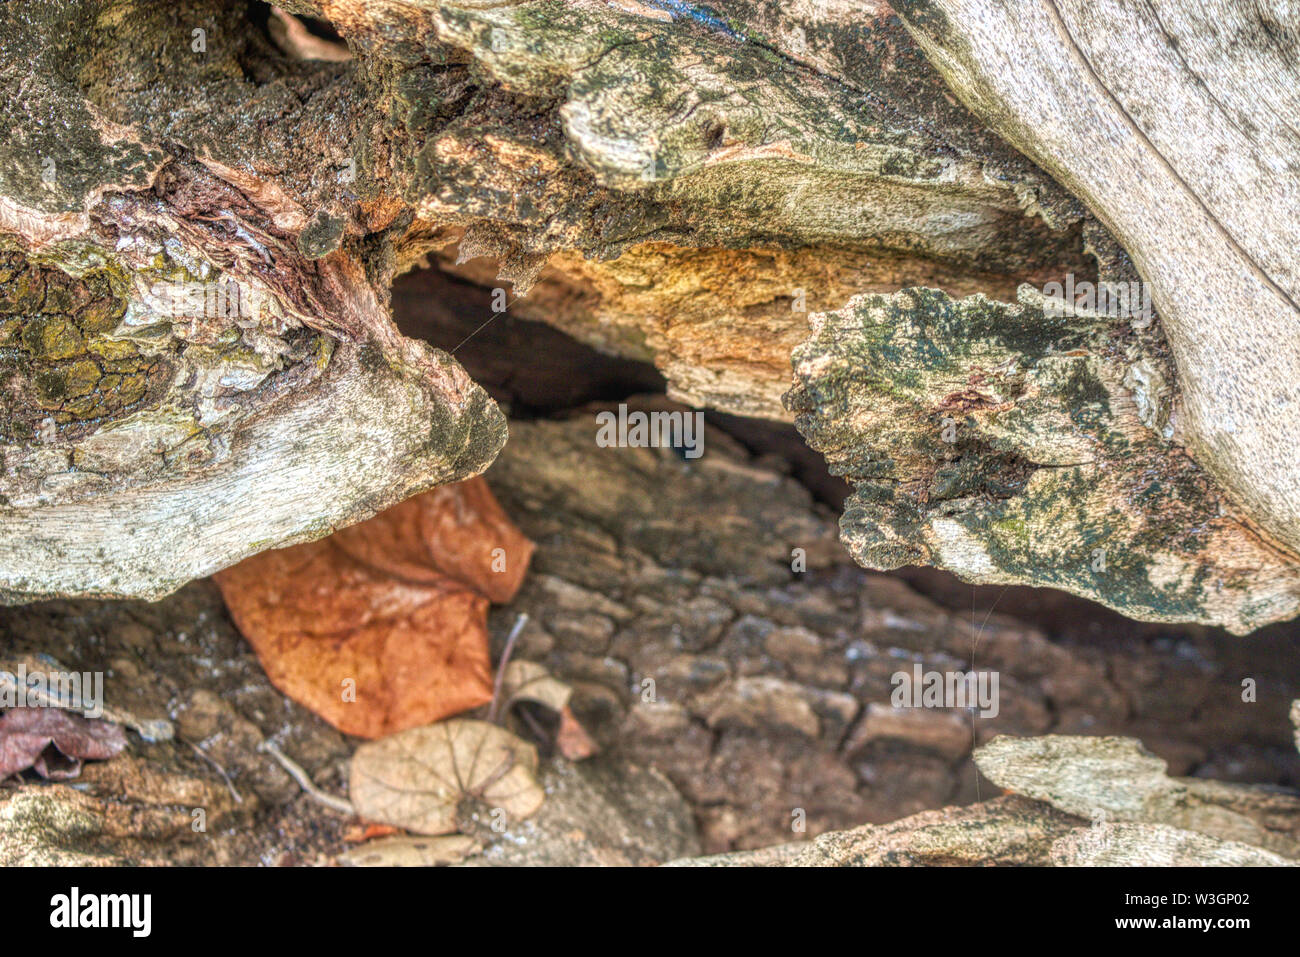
[342,822,401,844]
[215,477,534,739]
[502,660,598,761]
[338,835,480,867]
[502,660,572,713]
[349,719,545,835]
[555,709,599,761]
[330,478,533,601]
[0,708,127,781]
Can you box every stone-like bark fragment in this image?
[786,287,1300,633]
[440,238,1079,420]
[348,0,1076,266]
[670,794,1293,867]
[674,731,1300,866]
[0,211,503,600]
[370,0,1090,419]
[976,735,1300,860]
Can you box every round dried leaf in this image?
[350,719,544,835]
[501,660,572,713]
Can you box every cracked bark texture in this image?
[1,0,1298,631]
[0,0,505,600]
[786,286,1300,633]
[888,0,1300,605]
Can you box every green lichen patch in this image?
[787,287,1300,632]
[0,250,168,443]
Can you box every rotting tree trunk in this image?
[0,0,1297,633]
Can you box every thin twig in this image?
[450,295,520,355]
[486,613,529,725]
[516,702,551,742]
[260,740,354,815]
[182,737,243,804]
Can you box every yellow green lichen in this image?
[0,250,170,441]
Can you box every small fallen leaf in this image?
[342,822,401,844]
[338,835,480,867]
[556,708,599,761]
[350,719,545,835]
[0,652,173,741]
[501,660,572,713]
[0,708,127,781]
[215,477,534,738]
[501,660,598,761]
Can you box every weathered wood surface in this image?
[675,734,1300,866]
[0,0,1297,631]
[0,0,1084,599]
[786,286,1300,633]
[893,0,1300,556]
[0,1,512,600]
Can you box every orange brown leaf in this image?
[215,477,533,739]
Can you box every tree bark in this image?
[1,0,1297,632]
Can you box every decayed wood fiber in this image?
[1,0,1297,634]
